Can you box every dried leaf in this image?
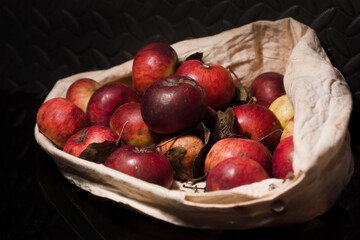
[211,107,236,142]
[185,52,204,62]
[165,147,187,170]
[227,66,249,106]
[191,122,211,179]
[78,141,117,164]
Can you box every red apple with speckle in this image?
[87,82,139,126]
[63,125,118,157]
[175,59,235,110]
[141,75,208,134]
[66,78,100,112]
[272,136,294,179]
[110,102,160,147]
[36,97,90,149]
[233,104,282,153]
[204,138,272,175]
[104,145,174,188]
[250,72,285,108]
[132,42,178,96]
[206,156,269,192]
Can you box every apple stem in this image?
[115,120,128,147]
[258,129,283,143]
[185,171,208,185]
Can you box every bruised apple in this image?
[272,136,294,179]
[36,97,89,149]
[132,42,178,96]
[66,78,100,112]
[141,75,208,134]
[206,156,269,192]
[233,104,282,153]
[175,59,235,110]
[87,82,139,126]
[204,138,272,175]
[157,133,204,181]
[104,145,173,188]
[250,72,285,108]
[63,125,118,157]
[110,102,160,147]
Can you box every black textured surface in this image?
[1,0,360,239]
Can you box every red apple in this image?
[206,156,269,192]
[110,102,160,147]
[175,59,235,110]
[66,78,101,112]
[36,97,90,149]
[104,145,174,188]
[250,72,285,108]
[157,133,204,181]
[233,104,282,153]
[141,75,208,134]
[132,42,178,96]
[87,82,139,126]
[63,125,118,157]
[272,136,294,179]
[204,138,272,175]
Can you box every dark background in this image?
[1,0,360,239]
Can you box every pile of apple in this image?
[37,42,295,192]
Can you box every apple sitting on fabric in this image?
[269,94,294,128]
[132,42,178,96]
[204,138,272,175]
[206,156,269,192]
[175,59,235,110]
[87,82,139,126]
[63,125,118,157]
[66,78,100,112]
[250,72,285,108]
[141,75,208,134]
[104,145,173,188]
[233,104,282,153]
[272,136,294,179]
[157,133,204,181]
[110,102,160,147]
[36,97,90,149]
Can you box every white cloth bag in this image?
[34,18,354,229]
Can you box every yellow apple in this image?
[269,94,294,128]
[280,117,294,141]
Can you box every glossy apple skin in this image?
[250,72,285,108]
[66,78,101,112]
[87,82,139,126]
[157,133,204,181]
[36,97,90,149]
[204,138,272,175]
[280,117,294,142]
[233,104,282,153]
[63,125,118,157]
[175,60,235,110]
[104,145,174,188]
[206,156,269,192]
[141,75,208,134]
[132,42,178,96]
[269,94,294,128]
[110,102,160,147]
[272,136,294,179]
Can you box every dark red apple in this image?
[132,42,178,96]
[87,82,139,126]
[233,104,282,153]
[36,97,90,149]
[141,75,208,134]
[204,138,272,175]
[110,102,160,147]
[63,125,118,157]
[66,78,100,112]
[104,145,174,188]
[175,59,235,110]
[272,136,294,179]
[250,72,285,108]
[206,156,269,192]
